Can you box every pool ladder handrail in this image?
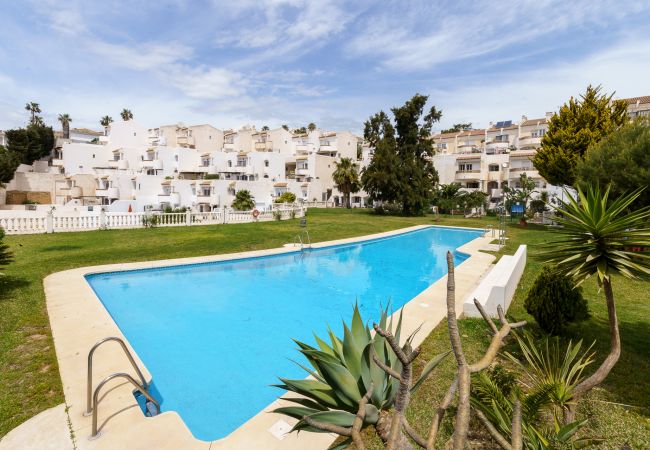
[85,336,160,439]
[293,229,311,251]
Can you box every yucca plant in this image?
[472,333,601,449]
[543,185,650,418]
[506,332,594,418]
[274,304,448,447]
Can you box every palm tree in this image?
[120,109,133,121]
[58,114,72,139]
[100,116,113,136]
[544,185,650,420]
[25,102,41,124]
[333,157,360,208]
[307,122,316,131]
[261,125,270,131]
[281,124,289,131]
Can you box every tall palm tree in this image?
[333,157,360,208]
[544,185,650,420]
[120,109,133,121]
[58,113,72,139]
[307,122,316,131]
[25,102,41,124]
[100,116,113,136]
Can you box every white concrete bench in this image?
[463,245,527,318]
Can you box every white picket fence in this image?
[0,205,306,235]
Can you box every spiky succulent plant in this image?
[274,304,448,445]
[274,305,399,429]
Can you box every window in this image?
[489,164,499,172]
[495,134,509,142]
[264,160,269,167]
[228,161,232,167]
[531,129,546,138]
[133,132,136,136]
[467,182,480,189]
[437,143,447,149]
[174,155,179,162]
[458,163,473,171]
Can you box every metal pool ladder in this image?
[293,229,311,251]
[85,337,160,439]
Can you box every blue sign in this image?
[511,204,525,214]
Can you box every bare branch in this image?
[403,418,427,448]
[426,377,458,448]
[511,399,522,450]
[497,305,508,325]
[303,416,352,436]
[373,352,402,381]
[374,324,411,365]
[474,408,513,450]
[469,320,526,373]
[351,383,374,450]
[473,298,498,334]
[445,251,467,367]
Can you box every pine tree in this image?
[532,85,628,187]
[362,94,441,215]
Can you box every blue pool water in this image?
[86,226,481,441]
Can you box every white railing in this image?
[0,205,306,235]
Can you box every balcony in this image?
[517,135,542,149]
[95,189,108,197]
[509,167,540,179]
[254,141,272,150]
[455,170,481,181]
[107,187,120,198]
[296,168,309,176]
[224,142,234,150]
[51,158,64,167]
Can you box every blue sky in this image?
[1,0,649,133]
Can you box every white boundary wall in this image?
[463,245,527,318]
[0,205,305,235]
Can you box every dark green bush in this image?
[524,266,589,335]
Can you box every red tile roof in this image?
[621,96,650,105]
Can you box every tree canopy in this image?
[0,124,55,183]
[120,109,133,121]
[231,190,255,210]
[333,157,360,208]
[532,85,628,187]
[577,119,650,208]
[361,94,441,215]
[440,123,472,134]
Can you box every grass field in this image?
[0,209,648,447]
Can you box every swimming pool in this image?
[85,226,482,441]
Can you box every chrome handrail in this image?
[90,372,160,439]
[86,337,148,416]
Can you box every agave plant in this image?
[471,332,601,449]
[274,304,447,447]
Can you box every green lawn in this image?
[0,209,648,447]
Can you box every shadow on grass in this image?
[0,275,30,302]
[39,245,83,252]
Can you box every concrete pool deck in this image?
[34,225,497,450]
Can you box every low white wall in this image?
[463,245,527,318]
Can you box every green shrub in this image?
[524,266,589,335]
[274,192,296,203]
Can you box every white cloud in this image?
[431,37,650,130]
[347,0,645,71]
[164,66,248,99]
[88,41,192,71]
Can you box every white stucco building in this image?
[1,119,367,212]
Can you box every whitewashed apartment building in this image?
[431,95,650,208]
[0,121,367,213]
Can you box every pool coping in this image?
[43,225,496,450]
